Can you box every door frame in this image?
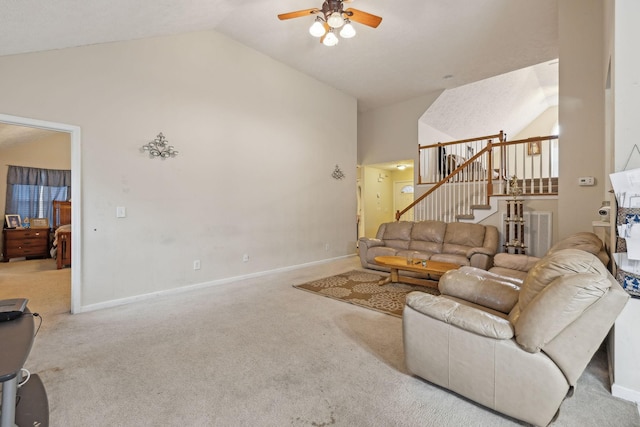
[0,113,82,314]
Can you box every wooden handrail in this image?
[397,143,494,220]
[401,134,559,221]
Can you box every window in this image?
[5,166,71,226]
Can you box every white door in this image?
[394,180,414,221]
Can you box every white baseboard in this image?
[612,383,640,403]
[78,254,356,313]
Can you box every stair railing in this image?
[397,133,559,222]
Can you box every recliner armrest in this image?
[405,292,514,339]
[493,253,540,272]
[438,267,521,314]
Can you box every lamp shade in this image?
[340,21,356,38]
[323,30,339,46]
[309,19,326,37]
[327,11,344,28]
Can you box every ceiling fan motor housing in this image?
[322,0,349,24]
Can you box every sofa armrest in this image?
[358,237,385,249]
[493,253,541,272]
[465,226,499,270]
[439,267,521,314]
[405,292,514,339]
[466,246,495,257]
[464,225,499,259]
[468,251,493,270]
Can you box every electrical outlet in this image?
[193,260,201,270]
[243,254,249,262]
[325,243,330,251]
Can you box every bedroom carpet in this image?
[1,256,639,426]
[294,269,438,317]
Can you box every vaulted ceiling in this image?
[0,1,559,150]
[0,1,558,113]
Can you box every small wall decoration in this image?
[528,141,542,156]
[332,165,345,180]
[5,214,22,229]
[141,132,179,159]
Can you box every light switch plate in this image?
[116,206,126,218]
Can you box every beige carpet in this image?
[1,256,639,426]
[0,258,70,316]
[294,270,438,317]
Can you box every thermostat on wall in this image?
[578,176,595,186]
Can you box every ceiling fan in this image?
[278,0,382,46]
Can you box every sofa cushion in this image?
[408,221,446,253]
[430,253,471,266]
[380,221,413,250]
[442,223,487,255]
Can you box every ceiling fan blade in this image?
[278,8,319,21]
[345,8,383,28]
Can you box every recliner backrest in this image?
[509,249,611,353]
[548,231,609,265]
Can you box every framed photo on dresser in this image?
[5,214,21,229]
[30,218,50,228]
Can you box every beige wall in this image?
[358,92,443,168]
[0,30,357,309]
[558,0,607,239]
[0,132,71,255]
[358,92,442,238]
[512,106,558,139]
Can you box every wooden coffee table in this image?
[374,255,460,289]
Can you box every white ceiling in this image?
[0,0,558,113]
[421,59,559,140]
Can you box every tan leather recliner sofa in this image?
[403,249,629,426]
[358,220,499,271]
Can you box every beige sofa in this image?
[489,231,608,282]
[358,220,499,272]
[403,249,629,426]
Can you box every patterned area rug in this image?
[294,270,439,317]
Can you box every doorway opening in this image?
[0,113,82,313]
[358,160,414,239]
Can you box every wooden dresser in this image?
[2,228,50,261]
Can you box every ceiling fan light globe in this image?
[323,31,339,46]
[309,20,326,37]
[340,22,356,38]
[327,12,344,28]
